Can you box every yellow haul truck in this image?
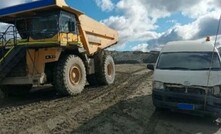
[0,0,118,96]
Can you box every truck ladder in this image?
[0,25,26,81]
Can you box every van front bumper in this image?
[152,89,221,115]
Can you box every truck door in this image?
[59,12,79,46]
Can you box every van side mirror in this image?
[147,64,155,71]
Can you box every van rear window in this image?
[156,52,221,70]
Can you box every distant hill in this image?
[106,51,160,64]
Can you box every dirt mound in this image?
[106,51,160,64]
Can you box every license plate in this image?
[177,103,194,110]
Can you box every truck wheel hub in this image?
[69,65,81,85]
[107,63,113,77]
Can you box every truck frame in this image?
[0,0,118,96]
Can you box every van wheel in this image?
[154,106,166,111]
[1,85,32,97]
[54,55,86,96]
[0,88,6,99]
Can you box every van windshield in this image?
[156,52,221,70]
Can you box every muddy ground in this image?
[0,64,220,134]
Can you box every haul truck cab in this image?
[0,0,118,96]
[147,39,221,115]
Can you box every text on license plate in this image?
[177,103,194,110]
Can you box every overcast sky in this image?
[0,0,221,51]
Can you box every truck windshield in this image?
[31,14,58,39]
[156,52,221,70]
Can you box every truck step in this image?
[0,46,26,81]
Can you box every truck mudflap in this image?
[152,89,221,115]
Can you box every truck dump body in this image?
[79,15,118,54]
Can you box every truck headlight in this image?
[153,81,165,90]
[213,86,221,97]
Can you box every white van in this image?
[147,39,221,114]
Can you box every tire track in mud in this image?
[0,73,129,120]
[0,67,138,116]
[52,70,153,134]
[0,67,151,133]
[0,75,128,133]
[73,71,154,134]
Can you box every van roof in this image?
[161,40,217,53]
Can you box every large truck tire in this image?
[0,85,32,97]
[87,54,115,86]
[54,55,86,96]
[99,55,115,85]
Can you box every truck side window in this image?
[60,14,76,33]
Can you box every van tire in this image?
[0,88,6,99]
[1,85,32,97]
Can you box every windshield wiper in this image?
[159,67,190,70]
[196,68,221,70]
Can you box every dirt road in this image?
[0,64,220,134]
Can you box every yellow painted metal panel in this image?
[26,47,62,75]
[78,14,118,55]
